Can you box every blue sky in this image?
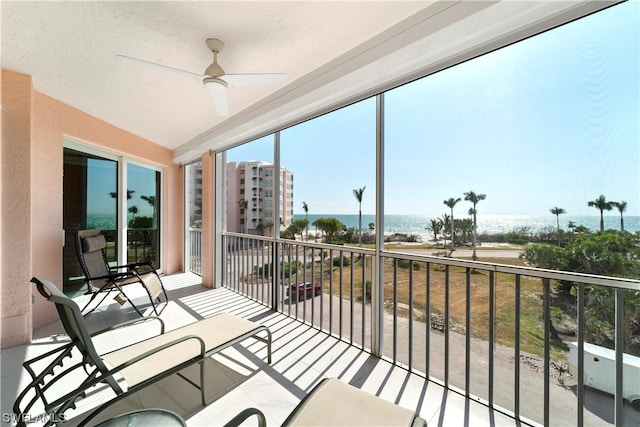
[232,2,639,217]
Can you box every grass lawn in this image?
[290,252,569,361]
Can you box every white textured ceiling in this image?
[2,1,429,148]
[2,1,619,163]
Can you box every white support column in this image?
[372,93,385,357]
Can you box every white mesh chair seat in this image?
[282,378,427,427]
[102,313,268,387]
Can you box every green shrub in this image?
[504,231,528,245]
[332,256,350,267]
[397,259,422,270]
[521,243,565,269]
[254,260,301,277]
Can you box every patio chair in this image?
[226,378,427,427]
[13,277,272,427]
[75,228,168,316]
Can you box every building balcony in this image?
[0,276,521,427]
[3,233,639,426]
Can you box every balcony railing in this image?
[100,228,159,266]
[222,232,640,427]
[189,227,202,276]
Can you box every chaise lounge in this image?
[223,377,428,427]
[13,277,272,427]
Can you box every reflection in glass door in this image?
[126,163,161,268]
[63,148,118,294]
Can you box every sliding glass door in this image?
[63,147,118,293]
[63,144,162,295]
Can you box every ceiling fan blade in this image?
[223,73,287,87]
[116,54,203,81]
[206,83,229,116]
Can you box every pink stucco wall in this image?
[1,70,34,347]
[1,69,184,348]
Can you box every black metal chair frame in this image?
[74,229,168,316]
[13,278,272,427]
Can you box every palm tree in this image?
[302,201,309,240]
[440,214,450,248]
[550,207,566,245]
[428,218,442,242]
[141,195,157,227]
[464,191,486,261]
[128,205,138,223]
[238,198,248,233]
[353,186,366,246]
[588,194,612,231]
[612,201,627,232]
[110,189,135,200]
[443,197,461,252]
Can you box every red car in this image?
[287,282,322,300]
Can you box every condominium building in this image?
[185,161,203,228]
[226,161,293,235]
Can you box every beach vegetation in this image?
[353,186,366,246]
[524,230,640,285]
[332,256,350,267]
[454,218,473,244]
[312,217,347,243]
[522,229,640,353]
[439,214,451,247]
[443,197,461,251]
[397,259,421,270]
[281,219,308,240]
[255,260,301,278]
[302,201,309,239]
[384,233,420,243]
[612,200,627,232]
[463,190,486,260]
[343,227,375,245]
[427,218,443,242]
[550,206,566,245]
[588,194,613,232]
[501,231,528,245]
[129,216,153,229]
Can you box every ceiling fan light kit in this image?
[203,76,228,91]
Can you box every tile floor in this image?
[2,273,526,426]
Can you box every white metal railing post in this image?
[273,132,281,310]
[372,92,385,357]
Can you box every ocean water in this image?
[87,213,117,230]
[89,212,639,241]
[294,214,640,241]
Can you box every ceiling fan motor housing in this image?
[205,38,226,76]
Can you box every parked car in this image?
[287,282,322,300]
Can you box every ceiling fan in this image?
[117,38,287,116]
